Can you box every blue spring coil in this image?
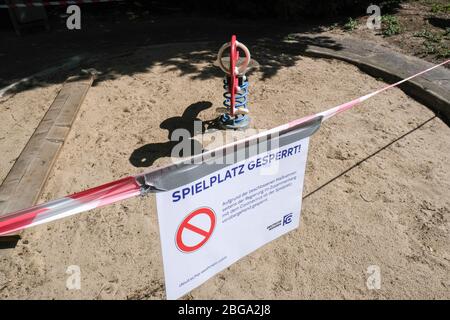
[223,77,249,123]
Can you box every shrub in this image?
[381,15,401,36]
[344,17,358,31]
[184,0,389,19]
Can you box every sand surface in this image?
[0,42,449,299]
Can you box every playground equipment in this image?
[216,35,252,130]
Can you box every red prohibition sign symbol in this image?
[176,207,216,253]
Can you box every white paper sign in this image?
[156,138,310,299]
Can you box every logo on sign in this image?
[176,207,216,253]
[283,213,293,226]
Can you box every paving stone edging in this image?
[300,36,450,124]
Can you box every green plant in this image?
[414,29,442,42]
[344,17,358,31]
[430,3,450,14]
[422,41,450,58]
[381,15,401,36]
[438,48,450,58]
[423,41,437,54]
[415,28,449,58]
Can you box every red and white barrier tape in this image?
[0,59,448,236]
[0,0,125,9]
[0,177,141,235]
